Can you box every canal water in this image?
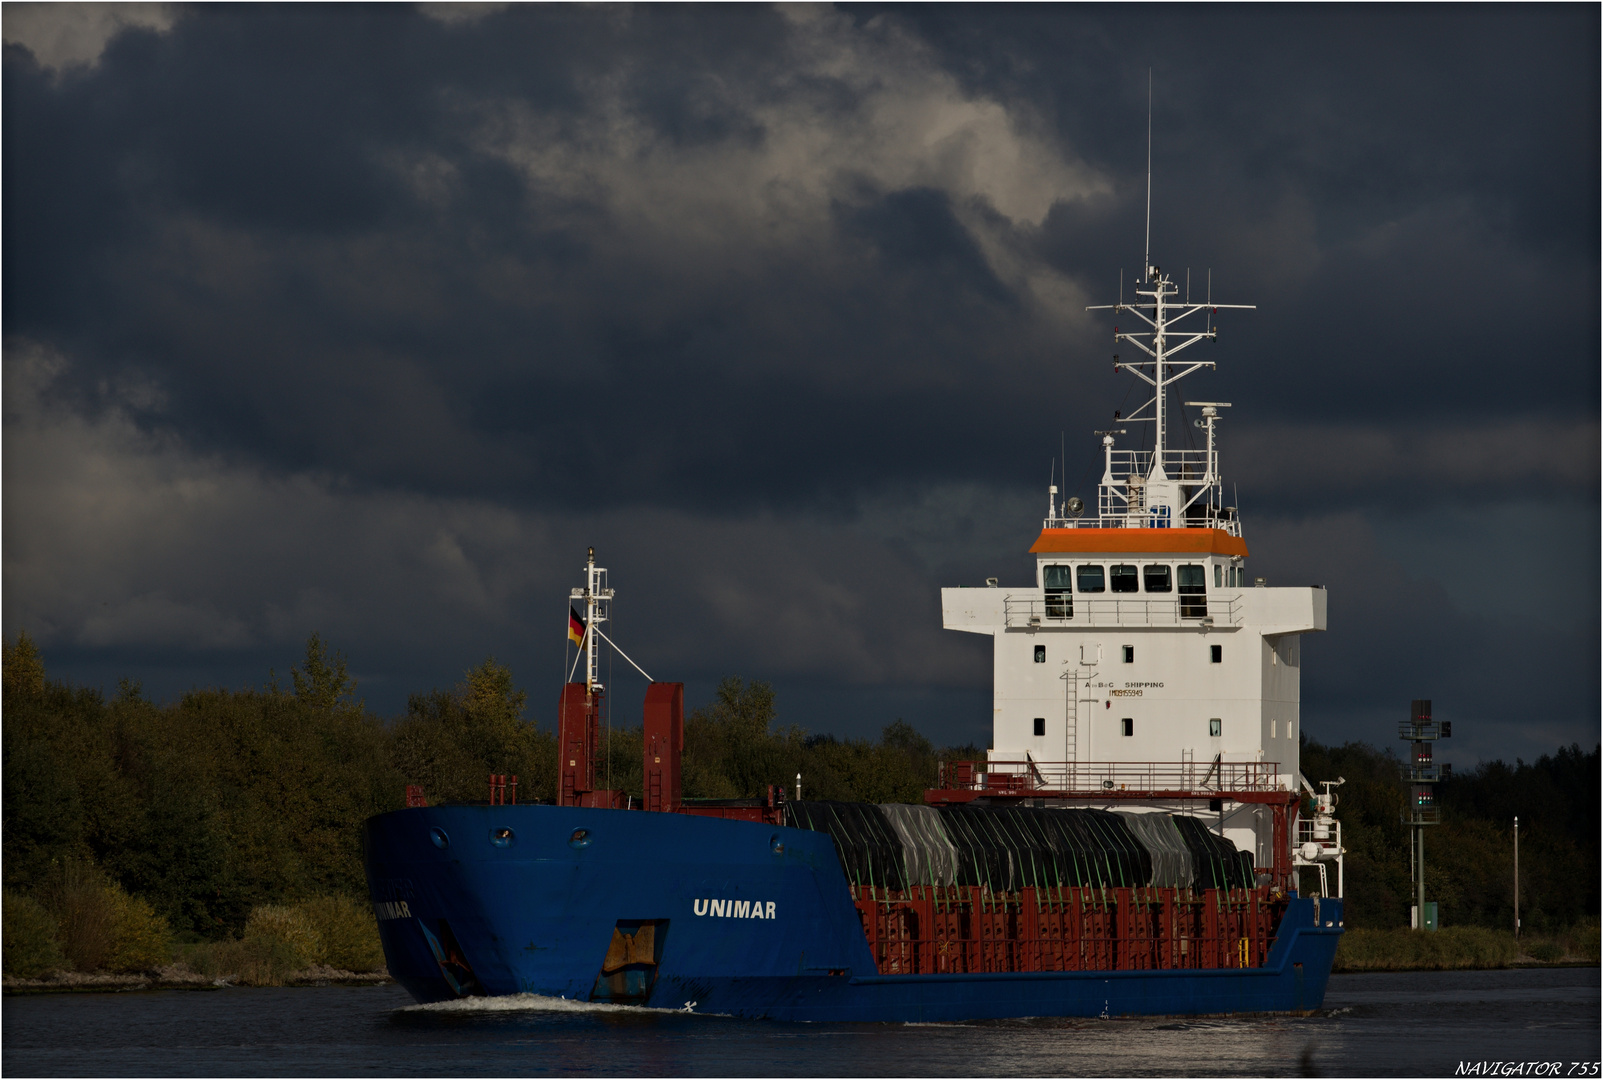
[3,967,1597,1077]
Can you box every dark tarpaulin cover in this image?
[1171,814,1257,890]
[1075,808,1153,887]
[783,800,1255,894]
[877,803,959,887]
[928,804,1015,891]
[782,801,907,891]
[1116,811,1195,888]
[936,806,1152,890]
[1026,808,1104,887]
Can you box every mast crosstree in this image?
[1078,271,1255,531]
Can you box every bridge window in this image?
[1215,564,1223,587]
[1122,645,1134,664]
[1110,564,1139,593]
[1178,564,1207,617]
[1121,717,1133,737]
[1033,717,1046,737]
[1043,564,1073,618]
[1211,644,1222,664]
[1077,564,1105,592]
[1143,564,1172,592]
[1033,645,1045,663]
[1210,718,1222,737]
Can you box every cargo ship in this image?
[363,257,1348,1022]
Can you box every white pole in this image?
[796,772,802,801]
[1154,278,1165,479]
[585,547,600,695]
[1337,821,1345,899]
[1514,815,1520,938]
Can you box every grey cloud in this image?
[2,2,177,71]
[1228,419,1601,508]
[1246,510,1596,763]
[4,342,985,711]
[416,3,510,28]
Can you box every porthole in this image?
[770,834,785,855]
[429,826,450,849]
[568,828,591,849]
[491,827,515,848]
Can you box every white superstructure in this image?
[940,264,1326,871]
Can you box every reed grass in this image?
[1334,926,1518,971]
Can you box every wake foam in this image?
[401,993,694,1016]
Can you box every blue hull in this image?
[363,804,1342,1022]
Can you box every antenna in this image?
[1143,68,1152,283]
[1081,82,1254,533]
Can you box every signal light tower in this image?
[1400,698,1451,930]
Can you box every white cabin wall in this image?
[990,620,1264,765]
[1260,632,1302,785]
[945,578,1322,788]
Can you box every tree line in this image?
[3,631,1594,949]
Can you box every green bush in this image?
[103,890,172,973]
[243,905,320,970]
[37,860,118,971]
[179,935,297,986]
[31,860,172,973]
[3,890,66,978]
[295,896,385,971]
[178,904,320,986]
[173,898,385,984]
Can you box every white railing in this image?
[1296,818,1342,851]
[938,759,1284,795]
[1003,595,1237,628]
[1294,817,1345,898]
[1044,511,1242,535]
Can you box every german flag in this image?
[568,607,586,647]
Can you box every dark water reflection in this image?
[3,967,1597,1077]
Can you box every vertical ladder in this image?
[1062,665,1091,787]
[1064,669,1076,772]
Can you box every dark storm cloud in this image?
[4,4,1596,759]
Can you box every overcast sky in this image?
[4,3,1597,766]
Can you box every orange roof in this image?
[1028,528,1249,557]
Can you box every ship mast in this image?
[573,546,613,695]
[1083,269,1254,529]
